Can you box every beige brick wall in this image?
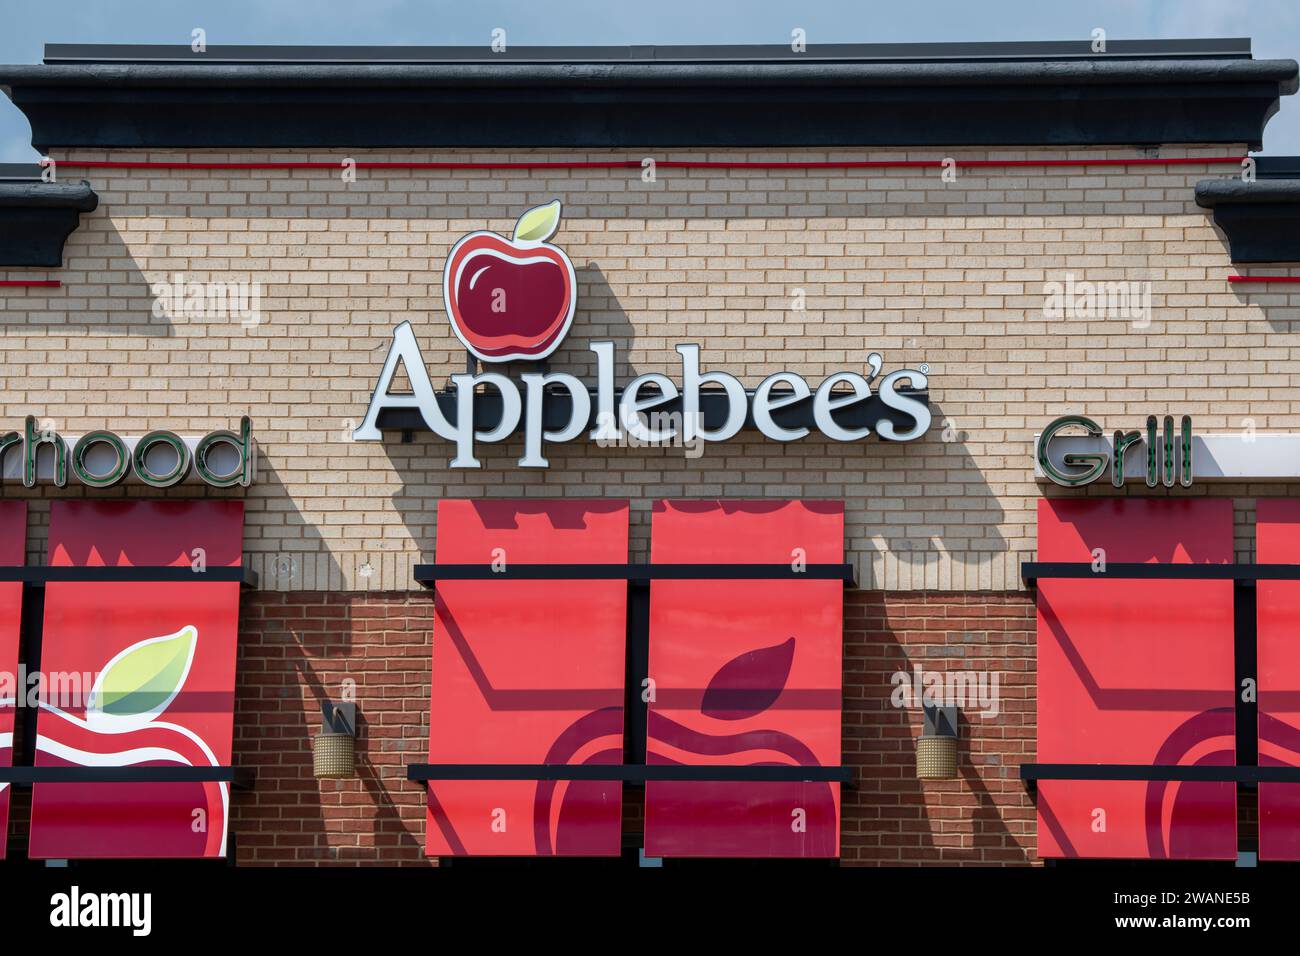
[2,145,1297,590]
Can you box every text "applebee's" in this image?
[352,322,931,468]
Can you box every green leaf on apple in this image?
[513,200,562,243]
[88,625,197,724]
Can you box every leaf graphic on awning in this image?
[86,626,197,732]
[701,637,795,720]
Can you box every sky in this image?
[2,0,1300,159]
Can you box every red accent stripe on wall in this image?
[0,280,60,288]
[1229,275,1300,283]
[56,156,1248,173]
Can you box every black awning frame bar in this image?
[408,763,853,783]
[414,563,856,586]
[0,765,256,790]
[0,565,259,588]
[1020,763,1300,789]
[1021,561,1300,586]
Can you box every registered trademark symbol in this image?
[919,363,930,374]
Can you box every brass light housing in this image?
[312,732,355,780]
[313,700,357,780]
[917,703,960,780]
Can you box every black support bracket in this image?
[0,765,256,791]
[0,565,259,588]
[1021,561,1300,587]
[414,562,856,586]
[408,764,853,783]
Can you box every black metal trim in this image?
[0,163,45,181]
[624,581,650,767]
[0,181,98,267]
[1021,561,1300,585]
[1236,581,1259,768]
[1195,176,1300,263]
[408,763,852,783]
[40,39,1257,65]
[1021,764,1300,786]
[413,563,856,586]
[2,55,1292,149]
[1255,155,1300,179]
[0,765,256,790]
[375,387,927,438]
[17,582,44,767]
[10,56,1290,85]
[0,565,259,588]
[1196,178,1300,204]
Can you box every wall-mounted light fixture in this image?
[312,699,357,780]
[916,703,959,780]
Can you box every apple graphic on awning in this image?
[31,625,229,858]
[531,637,837,856]
[443,200,577,363]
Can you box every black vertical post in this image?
[1235,580,1258,767]
[17,582,44,768]
[1234,578,1259,860]
[624,580,651,769]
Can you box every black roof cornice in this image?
[1,43,1295,149]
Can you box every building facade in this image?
[1,39,1299,865]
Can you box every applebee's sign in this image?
[352,201,932,468]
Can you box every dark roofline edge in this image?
[1196,173,1300,263]
[1196,178,1300,206]
[1,55,1294,151]
[0,181,97,210]
[39,37,1257,65]
[0,58,1295,90]
[0,180,98,267]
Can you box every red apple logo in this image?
[443,200,577,363]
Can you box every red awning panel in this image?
[0,501,25,859]
[1254,499,1300,860]
[28,501,244,859]
[644,499,843,858]
[1036,499,1236,860]
[425,499,629,856]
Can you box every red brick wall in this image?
[229,589,1039,866]
[233,592,433,865]
[5,589,1041,865]
[842,591,1037,866]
